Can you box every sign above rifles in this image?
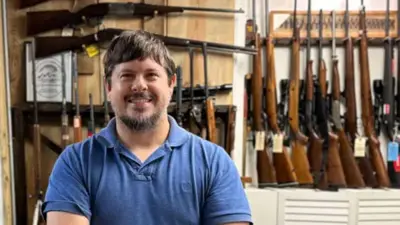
[270,10,397,39]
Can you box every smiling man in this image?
[42,30,252,225]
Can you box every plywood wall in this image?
[6,0,237,223]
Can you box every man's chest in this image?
[89,155,207,225]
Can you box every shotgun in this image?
[264,0,297,187]
[331,8,365,188]
[26,2,244,35]
[358,3,391,188]
[60,52,69,149]
[287,0,313,186]
[72,53,82,143]
[33,28,257,59]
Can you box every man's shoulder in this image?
[182,132,231,165]
[59,133,109,164]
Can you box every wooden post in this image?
[0,0,14,224]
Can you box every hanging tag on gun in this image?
[354,136,367,157]
[272,133,283,153]
[387,142,399,162]
[84,44,100,58]
[255,131,265,151]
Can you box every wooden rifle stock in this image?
[305,60,326,188]
[359,7,391,187]
[326,133,347,188]
[225,105,236,157]
[206,100,217,143]
[331,58,365,188]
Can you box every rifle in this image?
[88,93,95,137]
[382,0,400,186]
[26,2,244,35]
[201,44,217,143]
[358,3,391,188]
[342,0,377,187]
[264,0,297,187]
[330,13,365,189]
[287,0,313,186]
[34,28,256,59]
[247,0,277,187]
[186,47,202,134]
[304,2,326,189]
[31,40,43,225]
[323,11,347,189]
[72,53,82,143]
[60,52,69,149]
[175,66,184,127]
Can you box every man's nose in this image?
[130,76,147,92]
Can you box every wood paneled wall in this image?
[6,0,237,223]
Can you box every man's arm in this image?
[46,212,89,225]
[202,146,253,225]
[42,145,91,225]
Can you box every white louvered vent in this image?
[357,198,400,225]
[281,194,350,225]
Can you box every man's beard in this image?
[118,109,163,131]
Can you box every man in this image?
[42,30,252,225]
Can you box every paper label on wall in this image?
[25,42,74,103]
[387,142,399,162]
[255,131,265,151]
[272,133,284,153]
[354,137,367,157]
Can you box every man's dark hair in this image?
[103,30,176,84]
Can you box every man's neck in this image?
[115,115,170,151]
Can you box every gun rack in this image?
[248,37,399,47]
[13,102,233,153]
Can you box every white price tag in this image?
[61,27,74,36]
[272,133,284,153]
[354,136,367,157]
[255,131,265,151]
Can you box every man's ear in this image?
[104,76,111,92]
[169,73,177,89]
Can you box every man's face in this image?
[107,58,175,131]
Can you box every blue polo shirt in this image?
[42,116,252,225]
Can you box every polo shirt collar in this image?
[96,115,189,149]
